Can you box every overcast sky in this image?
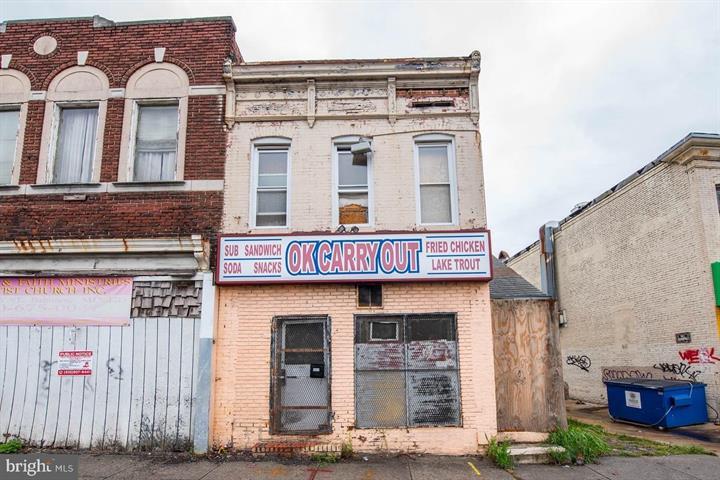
[3,0,719,254]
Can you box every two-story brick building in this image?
[0,16,239,451]
[212,54,499,455]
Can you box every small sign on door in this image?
[625,390,642,409]
[58,350,93,376]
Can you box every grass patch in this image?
[0,439,22,454]
[552,419,714,461]
[548,419,610,464]
[608,433,713,457]
[340,442,353,459]
[486,437,513,470]
[310,452,339,464]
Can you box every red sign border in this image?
[215,228,493,285]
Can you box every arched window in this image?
[0,69,30,185]
[37,66,110,184]
[118,63,189,182]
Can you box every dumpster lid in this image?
[603,378,704,390]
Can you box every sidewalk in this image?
[76,453,720,480]
[567,399,720,455]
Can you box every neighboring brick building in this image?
[508,133,720,418]
[0,16,239,452]
[213,55,500,454]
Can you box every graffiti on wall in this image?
[566,355,591,372]
[652,362,702,382]
[678,347,720,364]
[601,366,655,381]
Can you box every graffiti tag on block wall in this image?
[566,355,591,372]
[601,366,654,381]
[653,362,701,382]
[678,347,720,364]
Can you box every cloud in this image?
[2,0,718,254]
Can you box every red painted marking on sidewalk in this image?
[306,466,333,480]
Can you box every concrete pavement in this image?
[75,453,720,480]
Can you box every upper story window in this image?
[120,63,189,182]
[335,137,372,225]
[53,106,99,183]
[0,108,20,184]
[716,185,719,214]
[414,134,458,225]
[252,138,290,228]
[38,66,110,184]
[133,103,179,182]
[0,69,31,185]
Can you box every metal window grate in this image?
[354,313,460,428]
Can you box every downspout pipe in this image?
[539,221,560,299]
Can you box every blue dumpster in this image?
[604,378,707,429]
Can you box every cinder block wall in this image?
[212,282,497,454]
[509,161,720,412]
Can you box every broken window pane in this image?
[337,145,369,224]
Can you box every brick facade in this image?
[214,282,497,454]
[508,134,720,414]
[0,16,238,242]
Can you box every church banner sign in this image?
[0,277,132,326]
[217,230,492,284]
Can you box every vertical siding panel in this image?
[78,326,100,448]
[128,319,146,448]
[6,326,28,438]
[104,326,123,447]
[154,318,170,448]
[41,327,64,447]
[53,327,73,447]
[115,322,134,449]
[19,327,42,440]
[91,327,111,448]
[188,318,200,442]
[165,318,182,449]
[65,327,88,448]
[0,326,19,436]
[177,319,194,445]
[141,318,158,448]
[29,326,53,445]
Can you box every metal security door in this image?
[272,316,330,434]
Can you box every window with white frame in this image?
[52,105,99,184]
[415,137,457,224]
[0,108,20,184]
[336,142,371,225]
[253,144,289,227]
[132,103,180,181]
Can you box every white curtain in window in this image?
[0,109,20,184]
[53,107,98,184]
[133,105,178,182]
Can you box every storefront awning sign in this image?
[217,230,492,284]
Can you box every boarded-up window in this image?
[354,313,460,428]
